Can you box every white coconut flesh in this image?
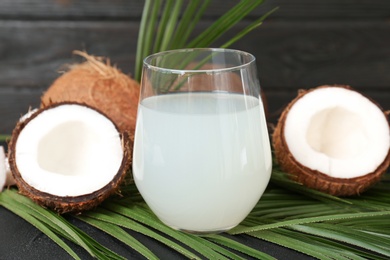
[284,87,390,178]
[14,104,123,197]
[0,146,6,190]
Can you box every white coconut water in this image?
[133,92,272,233]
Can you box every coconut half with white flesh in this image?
[8,102,132,213]
[0,147,6,191]
[273,85,390,196]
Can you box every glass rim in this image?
[143,48,256,74]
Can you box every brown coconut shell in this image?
[41,51,140,136]
[272,85,390,196]
[8,102,132,214]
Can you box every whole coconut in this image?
[41,51,140,135]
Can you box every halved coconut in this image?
[0,147,6,191]
[273,85,390,196]
[8,102,132,213]
[4,157,16,187]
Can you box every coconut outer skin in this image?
[8,102,133,214]
[273,85,390,196]
[41,51,140,136]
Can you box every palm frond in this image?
[79,207,200,259]
[1,168,390,259]
[0,189,125,260]
[0,135,10,142]
[134,0,271,81]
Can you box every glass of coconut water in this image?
[133,48,272,234]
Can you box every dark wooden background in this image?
[1,0,390,134]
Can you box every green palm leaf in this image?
[102,201,237,259]
[206,235,276,260]
[0,192,81,260]
[291,223,390,257]
[79,216,158,260]
[134,0,275,81]
[1,171,390,259]
[79,207,200,259]
[0,189,124,259]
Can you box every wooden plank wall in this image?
[0,0,389,134]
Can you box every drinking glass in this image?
[133,48,272,234]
